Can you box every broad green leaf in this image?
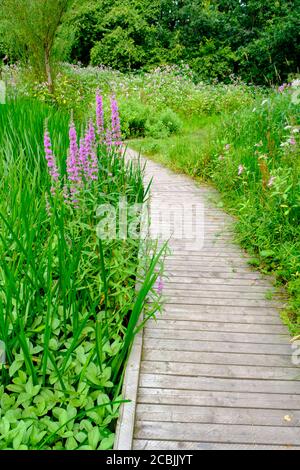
[99,433,114,450]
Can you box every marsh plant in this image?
[0,94,165,450]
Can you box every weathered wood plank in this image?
[157,312,283,324]
[139,373,300,394]
[144,328,290,344]
[163,271,271,280]
[140,361,300,381]
[133,440,299,450]
[161,289,278,300]
[143,338,293,355]
[138,388,300,410]
[146,319,287,333]
[163,276,274,287]
[162,282,273,293]
[142,349,294,367]
[162,305,281,316]
[135,404,300,427]
[134,421,300,446]
[162,298,283,308]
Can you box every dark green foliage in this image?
[63,0,299,84]
[0,1,299,84]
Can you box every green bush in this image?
[118,99,151,138]
[145,108,183,139]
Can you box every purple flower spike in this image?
[67,121,80,183]
[44,129,60,183]
[96,92,105,142]
[84,120,98,181]
[78,138,88,177]
[110,95,122,151]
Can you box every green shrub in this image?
[118,99,150,138]
[145,108,182,139]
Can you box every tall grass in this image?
[0,98,164,450]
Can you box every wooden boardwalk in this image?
[115,151,300,450]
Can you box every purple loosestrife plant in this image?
[67,121,81,207]
[85,119,98,181]
[67,121,80,183]
[43,94,124,210]
[44,129,60,191]
[110,95,122,150]
[78,138,88,179]
[96,91,105,142]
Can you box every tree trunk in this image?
[44,47,53,94]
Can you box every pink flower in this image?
[110,95,122,150]
[238,164,244,176]
[84,120,98,181]
[288,137,296,145]
[96,91,104,141]
[67,121,80,183]
[78,138,88,177]
[44,129,60,183]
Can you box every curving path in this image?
[115,150,300,450]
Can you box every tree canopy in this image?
[1,0,299,84]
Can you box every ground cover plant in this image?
[0,94,164,450]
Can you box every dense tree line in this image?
[1,0,299,85]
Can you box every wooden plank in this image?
[160,289,277,300]
[161,297,283,308]
[142,349,295,367]
[138,388,300,410]
[139,374,300,394]
[144,329,290,345]
[164,271,269,280]
[142,338,293,355]
[135,404,300,427]
[146,319,287,333]
[134,421,300,446]
[133,440,299,450]
[163,264,267,273]
[162,305,281,316]
[163,277,273,287]
[140,361,300,381]
[162,283,273,293]
[157,312,283,324]
[164,260,251,268]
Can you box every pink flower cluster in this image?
[44,93,123,209]
[110,95,122,150]
[44,129,60,187]
[96,92,105,141]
